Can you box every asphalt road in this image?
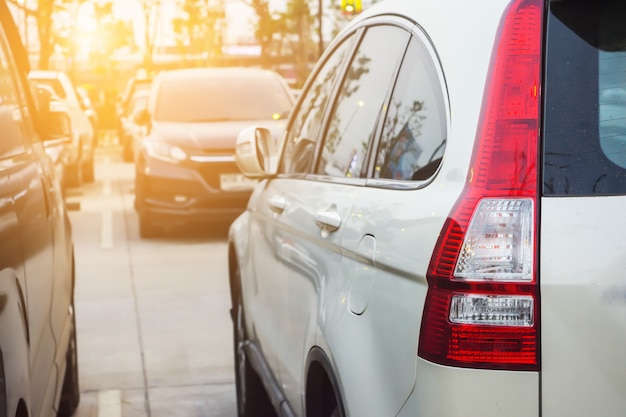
[67,141,237,417]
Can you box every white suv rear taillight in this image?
[418,0,543,371]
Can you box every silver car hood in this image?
[150,119,288,151]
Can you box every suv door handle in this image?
[268,195,286,214]
[314,209,342,234]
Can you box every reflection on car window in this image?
[376,37,447,181]
[154,73,292,122]
[599,51,626,169]
[317,26,410,178]
[0,27,26,157]
[281,34,356,175]
[544,0,626,195]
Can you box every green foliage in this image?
[247,0,317,85]
[171,0,224,59]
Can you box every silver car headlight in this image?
[144,140,187,164]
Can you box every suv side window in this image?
[281,34,356,175]
[375,36,447,181]
[0,26,27,157]
[316,25,410,178]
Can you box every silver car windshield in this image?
[154,75,292,123]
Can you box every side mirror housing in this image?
[235,126,278,178]
[34,84,72,142]
[134,108,151,129]
[43,105,72,141]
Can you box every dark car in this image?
[0,3,79,417]
[76,85,99,140]
[134,67,295,237]
[120,89,149,162]
[117,74,152,150]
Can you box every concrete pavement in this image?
[67,141,237,417]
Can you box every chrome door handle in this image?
[314,209,342,234]
[268,195,286,214]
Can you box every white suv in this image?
[228,0,626,416]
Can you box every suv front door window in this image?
[316,25,410,178]
[280,34,356,175]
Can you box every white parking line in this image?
[103,178,112,195]
[101,210,113,249]
[100,156,114,250]
[98,390,121,417]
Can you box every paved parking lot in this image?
[67,143,236,417]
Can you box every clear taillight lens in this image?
[455,199,533,281]
[450,294,534,327]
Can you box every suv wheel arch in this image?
[305,348,346,417]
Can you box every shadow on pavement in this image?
[143,221,232,243]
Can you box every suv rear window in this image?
[543,0,626,196]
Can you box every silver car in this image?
[228,0,626,416]
[29,70,96,187]
[134,67,294,237]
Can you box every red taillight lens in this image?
[418,0,542,371]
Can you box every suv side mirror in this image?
[235,126,277,178]
[134,108,151,127]
[34,84,72,142]
[44,103,72,140]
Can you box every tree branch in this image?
[6,0,37,17]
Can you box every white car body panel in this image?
[267,178,359,414]
[229,0,626,416]
[541,197,626,416]
[320,183,458,416]
[405,358,539,416]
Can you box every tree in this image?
[246,0,278,64]
[284,0,314,85]
[247,0,315,85]
[138,0,161,72]
[8,0,134,72]
[171,0,225,63]
[90,2,135,73]
[7,0,86,70]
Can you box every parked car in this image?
[0,3,79,417]
[134,67,294,237]
[120,89,149,162]
[76,85,99,141]
[228,0,626,416]
[117,74,152,147]
[28,70,96,186]
[32,84,73,197]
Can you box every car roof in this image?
[28,70,63,80]
[156,67,280,82]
